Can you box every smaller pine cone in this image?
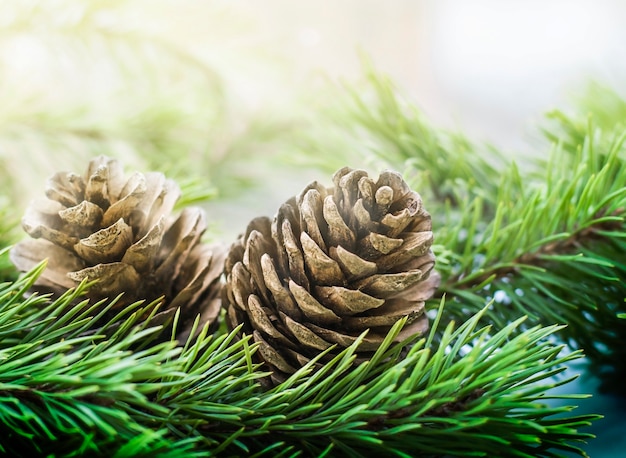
[223,167,440,385]
[10,156,224,335]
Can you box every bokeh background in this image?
[1,1,625,455]
[4,0,626,220]
[241,0,626,151]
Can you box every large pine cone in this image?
[10,156,224,335]
[224,167,440,384]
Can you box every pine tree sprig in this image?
[0,273,194,456]
[427,129,626,379]
[0,267,599,456]
[327,66,626,382]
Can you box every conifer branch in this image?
[0,266,599,456]
[327,67,626,384]
[432,129,626,380]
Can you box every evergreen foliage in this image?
[325,68,626,386]
[0,266,598,457]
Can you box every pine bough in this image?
[0,263,597,456]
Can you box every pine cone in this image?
[10,156,224,335]
[224,167,440,384]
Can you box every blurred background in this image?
[243,0,626,150]
[1,1,625,455]
[3,0,626,228]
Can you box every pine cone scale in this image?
[355,269,426,298]
[59,202,100,230]
[101,186,146,228]
[359,232,403,257]
[261,254,302,319]
[68,262,140,298]
[46,172,84,207]
[300,232,344,285]
[74,218,133,264]
[121,218,164,272]
[254,331,298,375]
[323,195,355,248]
[306,323,382,351]
[282,220,309,289]
[284,315,333,351]
[329,245,377,281]
[84,166,110,208]
[315,285,384,315]
[300,189,327,251]
[344,300,426,329]
[11,239,83,289]
[377,232,434,271]
[288,280,341,325]
[247,295,291,345]
[23,220,79,251]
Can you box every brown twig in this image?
[441,208,624,292]
[365,388,486,431]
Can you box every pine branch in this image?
[0,264,191,456]
[0,267,599,456]
[428,128,626,382]
[327,67,626,383]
